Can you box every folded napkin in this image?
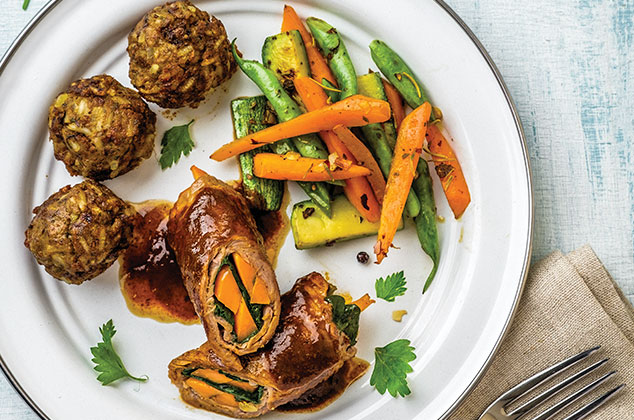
[450,245,634,419]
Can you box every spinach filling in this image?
[214,301,234,325]
[183,368,264,404]
[325,294,361,345]
[213,256,264,343]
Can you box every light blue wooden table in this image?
[2,0,633,418]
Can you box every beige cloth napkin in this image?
[450,245,634,419]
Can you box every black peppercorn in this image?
[356,251,369,264]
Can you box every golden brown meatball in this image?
[48,74,156,180]
[24,180,137,285]
[127,0,236,108]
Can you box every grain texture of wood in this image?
[1,1,633,419]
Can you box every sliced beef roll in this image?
[168,173,280,369]
[168,272,364,418]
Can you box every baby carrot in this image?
[252,153,371,182]
[210,95,391,161]
[426,124,471,218]
[281,5,337,87]
[375,102,432,264]
[351,294,375,312]
[190,165,209,180]
[294,76,382,221]
[331,125,386,205]
[382,78,406,130]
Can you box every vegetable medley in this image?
[210,5,471,291]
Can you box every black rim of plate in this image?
[0,1,533,419]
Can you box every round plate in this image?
[0,0,532,419]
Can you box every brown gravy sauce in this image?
[279,358,370,412]
[119,195,289,325]
[119,200,198,325]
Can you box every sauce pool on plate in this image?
[119,200,198,324]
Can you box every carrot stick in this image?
[214,266,242,314]
[249,278,271,305]
[190,165,209,180]
[294,76,382,221]
[210,95,391,161]
[331,125,386,204]
[281,5,337,87]
[426,123,471,218]
[185,379,223,398]
[234,299,258,342]
[232,253,256,294]
[375,102,432,264]
[253,153,371,181]
[382,78,406,130]
[351,293,375,311]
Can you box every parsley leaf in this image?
[90,320,148,386]
[375,271,407,302]
[370,339,416,397]
[159,120,195,169]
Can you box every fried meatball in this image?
[127,0,236,108]
[48,74,156,180]
[24,180,137,285]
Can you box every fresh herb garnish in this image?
[325,295,361,345]
[159,120,195,169]
[22,0,30,10]
[90,320,148,385]
[370,339,416,397]
[375,271,407,302]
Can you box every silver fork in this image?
[479,346,625,420]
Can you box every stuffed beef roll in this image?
[168,272,365,418]
[168,172,281,368]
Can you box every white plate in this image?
[0,0,532,419]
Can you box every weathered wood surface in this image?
[1,0,632,418]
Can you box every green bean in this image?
[369,39,438,119]
[306,17,358,100]
[369,39,441,289]
[231,41,332,216]
[412,160,440,292]
[321,78,340,103]
[382,118,399,150]
[232,42,328,157]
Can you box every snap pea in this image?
[321,78,340,103]
[412,159,440,292]
[369,39,441,290]
[306,17,357,100]
[231,41,332,216]
[369,39,438,119]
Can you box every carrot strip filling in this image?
[183,368,263,408]
[233,254,256,294]
[235,299,258,342]
[214,266,242,314]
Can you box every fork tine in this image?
[562,384,625,420]
[530,370,616,420]
[508,359,609,417]
[496,346,600,405]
